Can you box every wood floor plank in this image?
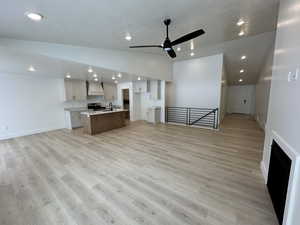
[0,115,278,225]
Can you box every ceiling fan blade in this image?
[129,45,162,48]
[167,48,176,58]
[171,29,205,46]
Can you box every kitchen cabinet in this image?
[65,79,87,101]
[71,111,82,128]
[134,81,147,93]
[147,107,161,124]
[150,80,161,100]
[103,83,117,101]
[65,109,87,129]
[81,110,127,135]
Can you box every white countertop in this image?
[64,107,88,112]
[81,109,128,116]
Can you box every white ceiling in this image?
[176,32,276,85]
[0,48,139,83]
[0,0,279,84]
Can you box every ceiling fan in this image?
[129,19,205,59]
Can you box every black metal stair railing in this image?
[166,107,219,129]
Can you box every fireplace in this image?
[267,140,292,225]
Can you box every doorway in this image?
[122,89,130,119]
[227,85,255,115]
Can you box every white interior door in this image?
[228,85,255,114]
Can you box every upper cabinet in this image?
[103,83,117,101]
[65,79,87,101]
[150,80,161,100]
[134,81,147,93]
[133,80,161,100]
[64,79,116,101]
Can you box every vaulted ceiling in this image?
[0,0,279,84]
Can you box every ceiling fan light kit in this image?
[129,19,205,58]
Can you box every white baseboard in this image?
[0,126,65,140]
[260,161,268,184]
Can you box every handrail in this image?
[166,107,219,129]
[190,108,218,125]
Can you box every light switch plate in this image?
[288,69,299,82]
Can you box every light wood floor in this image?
[0,114,278,225]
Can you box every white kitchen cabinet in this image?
[65,111,83,129]
[64,79,87,101]
[103,83,117,101]
[147,107,161,124]
[71,111,82,128]
[150,80,161,100]
[64,79,73,101]
[134,81,147,93]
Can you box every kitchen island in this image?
[81,109,127,135]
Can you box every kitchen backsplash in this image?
[63,96,116,109]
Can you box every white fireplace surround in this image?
[261,131,300,225]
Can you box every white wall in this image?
[255,46,275,130]
[167,54,223,109]
[262,0,300,224]
[220,64,228,121]
[227,85,256,115]
[0,74,65,140]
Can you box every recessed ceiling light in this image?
[239,31,245,36]
[66,73,71,79]
[125,34,132,41]
[114,80,118,84]
[137,76,141,81]
[239,78,243,82]
[28,65,36,72]
[94,78,98,82]
[240,69,245,73]
[112,76,116,80]
[237,19,245,26]
[26,12,43,21]
[190,52,195,56]
[177,46,181,51]
[118,73,122,78]
[93,73,98,78]
[241,55,247,60]
[88,67,93,73]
